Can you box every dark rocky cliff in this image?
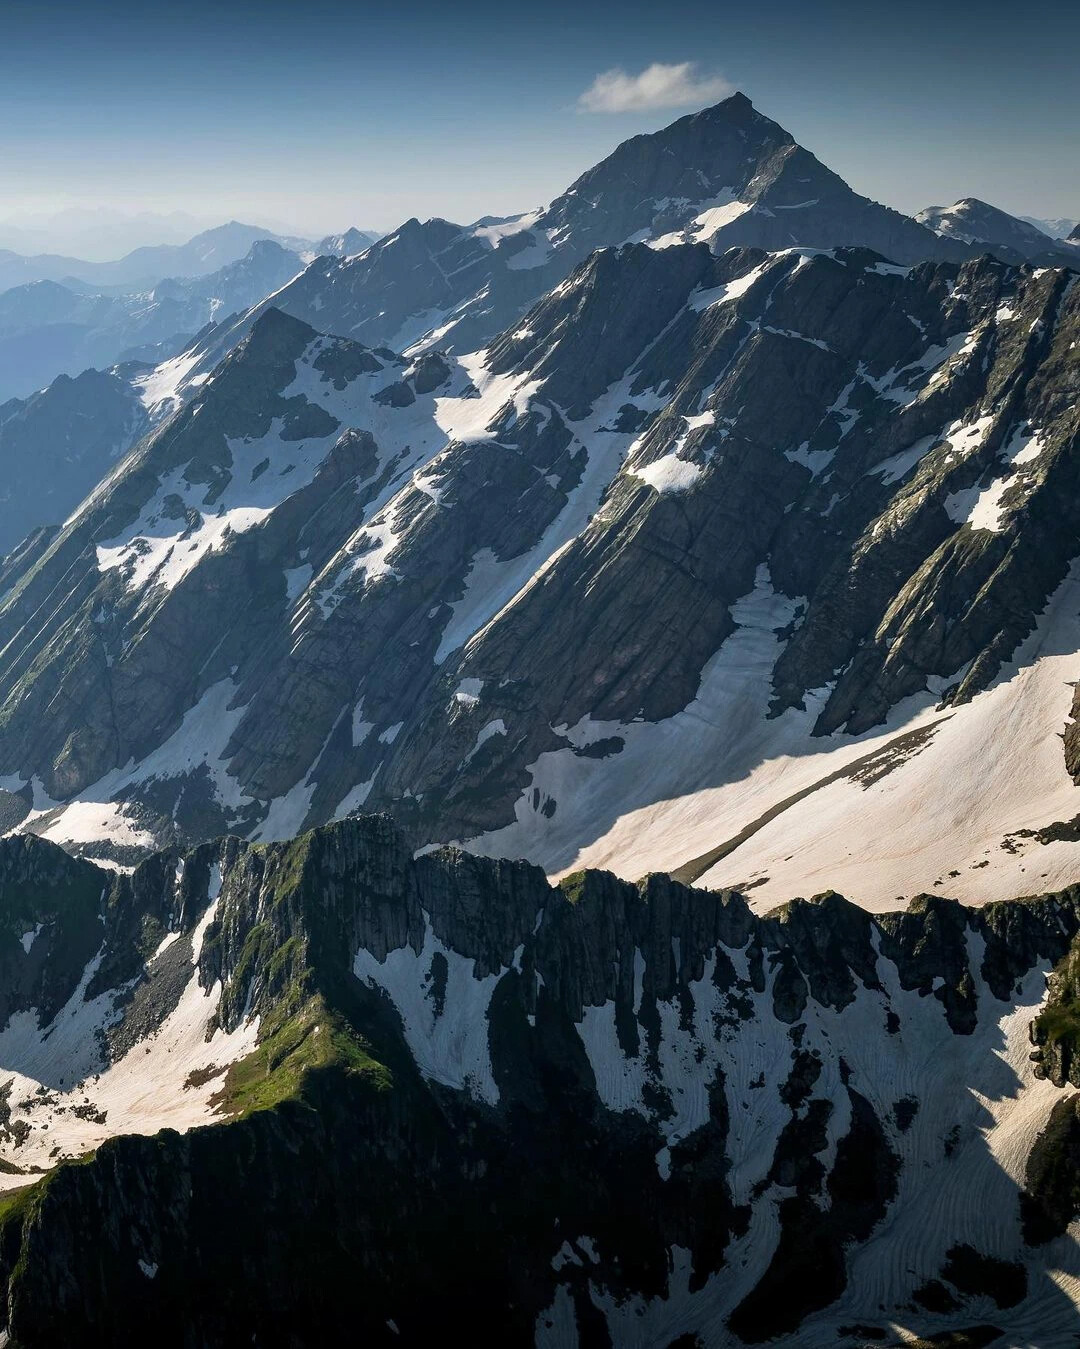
[0,818,1079,1344]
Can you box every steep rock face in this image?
[0,366,149,555]
[0,243,1076,909]
[365,249,1079,854]
[0,305,456,832]
[0,817,1079,1344]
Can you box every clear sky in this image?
[0,0,1076,242]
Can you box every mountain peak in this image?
[700,88,754,115]
[244,304,318,348]
[917,196,1080,264]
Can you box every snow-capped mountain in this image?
[0,93,996,558]
[0,80,1078,1349]
[1020,215,1078,241]
[917,199,1080,269]
[0,239,306,403]
[257,93,972,361]
[0,232,1074,922]
[1,814,1080,1346]
[52,94,1015,444]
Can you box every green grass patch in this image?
[559,871,586,904]
[210,995,390,1120]
[0,1181,37,1230]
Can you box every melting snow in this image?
[0,882,258,1189]
[631,453,703,494]
[353,921,502,1104]
[945,424,1050,532]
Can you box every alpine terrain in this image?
[0,79,1077,1349]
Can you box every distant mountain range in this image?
[0,207,220,258]
[0,226,385,404]
[313,226,381,257]
[1020,214,1077,240]
[0,238,307,403]
[0,220,315,293]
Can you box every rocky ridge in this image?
[222,93,975,365]
[0,815,1078,1344]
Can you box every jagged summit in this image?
[240,93,969,359]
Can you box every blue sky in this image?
[0,0,1076,238]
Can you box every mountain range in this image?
[1020,215,1078,241]
[0,239,307,404]
[0,154,1072,915]
[0,221,316,294]
[0,91,1077,1347]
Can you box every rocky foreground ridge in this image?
[0,817,1079,1344]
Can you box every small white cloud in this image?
[577,62,733,115]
